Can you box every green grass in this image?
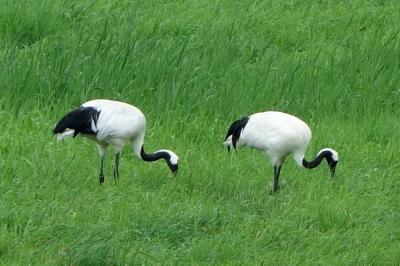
[1,0,400,264]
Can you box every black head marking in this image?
[325,152,338,177]
[53,106,101,137]
[167,160,178,173]
[225,116,249,150]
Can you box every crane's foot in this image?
[99,175,105,185]
[113,169,119,181]
[272,182,280,193]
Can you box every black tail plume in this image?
[53,107,100,137]
[224,116,249,150]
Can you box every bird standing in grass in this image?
[53,99,179,184]
[224,111,338,192]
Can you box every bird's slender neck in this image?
[302,150,335,169]
[140,146,178,173]
[140,146,170,162]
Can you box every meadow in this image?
[1,0,400,264]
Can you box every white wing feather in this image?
[56,129,75,141]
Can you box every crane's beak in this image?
[329,162,337,178]
[330,167,335,177]
[227,146,231,152]
[171,164,178,176]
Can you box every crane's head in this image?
[317,148,339,177]
[163,150,179,175]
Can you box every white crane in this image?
[223,111,338,192]
[53,99,179,184]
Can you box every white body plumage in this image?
[81,99,147,156]
[237,112,312,166]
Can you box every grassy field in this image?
[1,0,400,264]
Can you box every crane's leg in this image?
[97,144,108,185]
[113,145,122,182]
[273,165,282,192]
[113,152,120,180]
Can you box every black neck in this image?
[140,146,170,162]
[302,150,334,169]
[140,146,177,172]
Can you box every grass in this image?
[1,0,400,264]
